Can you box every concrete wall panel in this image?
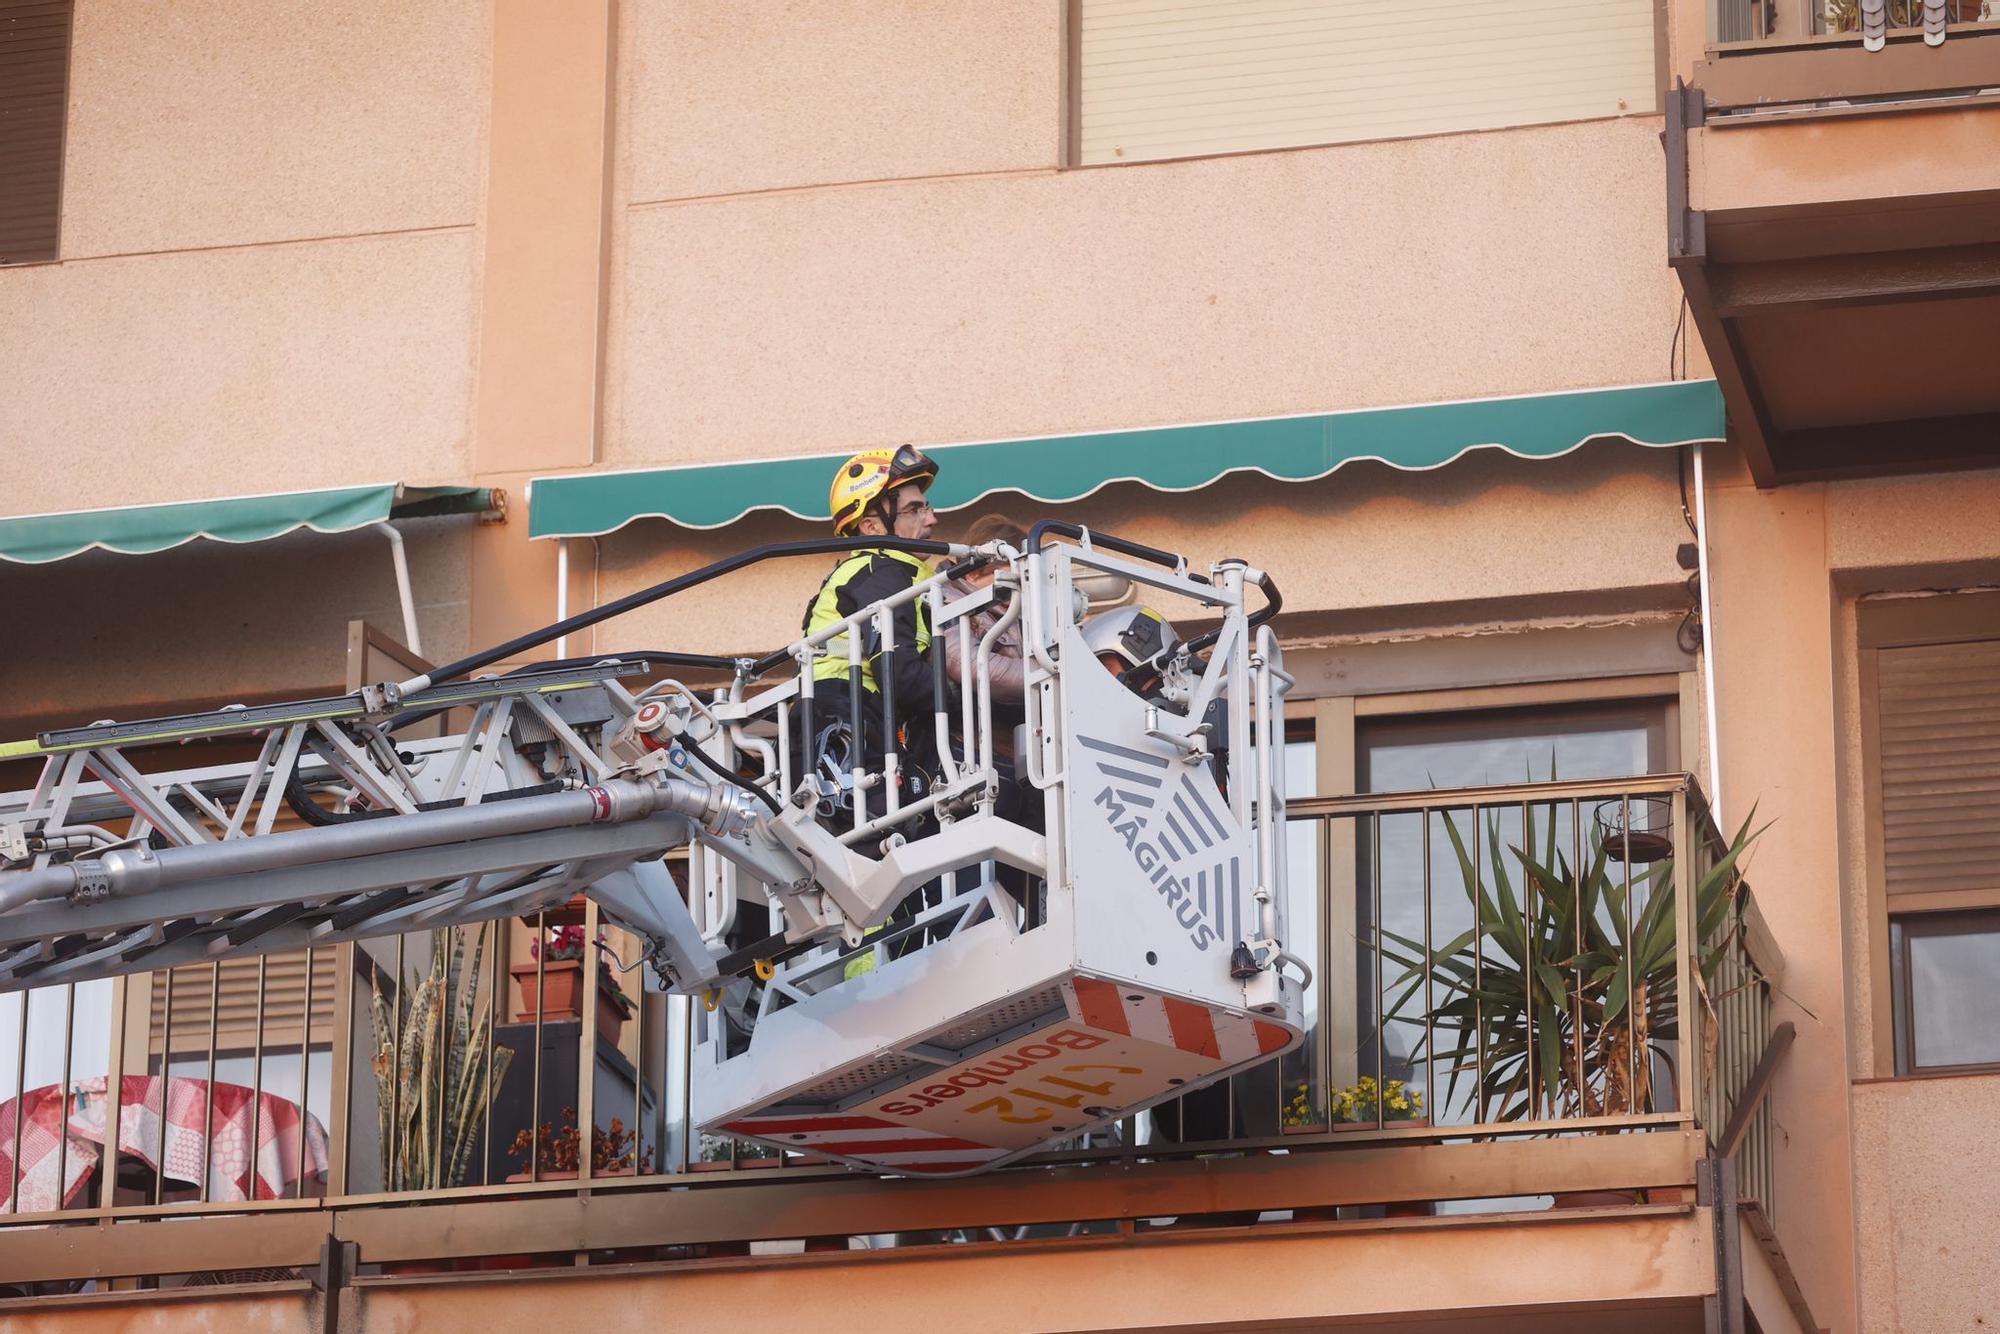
[1852,1074,2000,1332]
[625,0,1061,203]
[61,0,487,257]
[610,118,1680,467]
[1,230,477,515]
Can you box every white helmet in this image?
[1081,605,1180,671]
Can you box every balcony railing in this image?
[0,772,1784,1286]
[1713,0,1992,47]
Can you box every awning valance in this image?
[0,484,498,565]
[527,380,1724,540]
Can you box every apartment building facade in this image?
[1,2,1997,1330]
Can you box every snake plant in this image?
[368,924,514,1190]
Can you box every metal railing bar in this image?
[298,946,313,1197]
[1288,772,1686,819]
[529,911,545,1185]
[1371,810,1383,1129]
[55,983,73,1212]
[202,961,219,1203]
[1472,805,1485,1127]
[1572,797,1585,1117]
[1520,800,1535,1121]
[250,956,267,1200]
[388,934,405,1189]
[98,975,127,1212]
[1622,793,1637,1117]
[9,989,25,1213]
[579,900,598,1186]
[1421,807,1434,1133]
[484,922,498,1188]
[154,968,173,1206]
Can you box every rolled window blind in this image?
[1877,636,2000,898]
[152,949,343,1052]
[0,0,70,265]
[1077,0,1658,165]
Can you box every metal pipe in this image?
[0,778,730,914]
[374,523,424,658]
[554,539,569,660]
[1692,444,1724,829]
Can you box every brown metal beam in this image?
[1714,1022,1795,1160]
[0,1129,1706,1283]
[1772,412,2000,481]
[1696,29,2000,110]
[1711,243,2000,316]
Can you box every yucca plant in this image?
[369,924,514,1190]
[1379,794,1763,1125]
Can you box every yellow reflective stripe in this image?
[0,738,44,759]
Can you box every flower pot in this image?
[1330,1115,1430,1132]
[512,958,584,1021]
[522,894,589,928]
[1281,1122,1330,1136]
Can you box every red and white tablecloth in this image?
[0,1075,329,1213]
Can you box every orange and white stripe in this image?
[1067,976,1291,1065]
[719,1113,1005,1175]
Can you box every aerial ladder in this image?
[0,525,1305,1176]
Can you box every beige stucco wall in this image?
[0,0,488,520]
[609,114,1682,468]
[609,2,1683,469]
[584,441,1690,659]
[626,1,1062,201]
[1,232,479,514]
[1851,1074,2000,1332]
[60,1,488,258]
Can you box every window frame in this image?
[1858,589,2000,1078]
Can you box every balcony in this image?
[1669,6,2000,484]
[0,772,1812,1332]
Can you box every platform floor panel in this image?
[717,976,1299,1175]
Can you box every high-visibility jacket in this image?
[802,548,937,707]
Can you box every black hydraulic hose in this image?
[679,738,782,816]
[284,771,565,826]
[1025,520,1185,572]
[409,536,961,700]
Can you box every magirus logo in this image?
[1078,735,1242,953]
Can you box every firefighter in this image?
[802,444,947,813]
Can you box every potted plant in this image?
[368,923,515,1192]
[510,923,638,1045]
[1281,1080,1328,1135]
[1327,1075,1426,1130]
[1377,792,1764,1203]
[506,1106,655,1181]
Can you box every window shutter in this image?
[1877,635,2000,899]
[152,948,343,1052]
[0,0,70,265]
[1076,0,1658,166]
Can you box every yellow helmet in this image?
[828,444,939,536]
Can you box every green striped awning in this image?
[527,380,1724,539]
[0,484,498,565]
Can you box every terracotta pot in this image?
[503,1168,637,1183]
[511,959,629,1046]
[522,894,589,928]
[1329,1115,1430,1132]
[512,958,584,1021]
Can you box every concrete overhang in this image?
[1665,32,2000,486]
